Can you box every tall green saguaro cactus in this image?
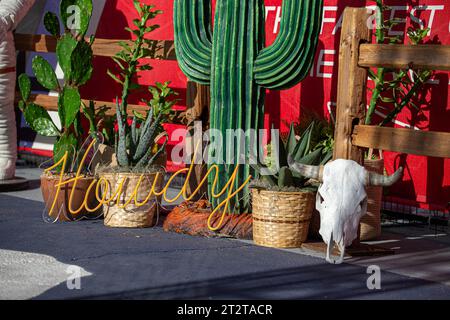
[174,0,323,213]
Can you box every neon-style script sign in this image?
[46,140,251,231]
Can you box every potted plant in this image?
[284,112,335,239]
[18,0,99,222]
[250,121,332,248]
[362,0,434,240]
[98,2,177,228]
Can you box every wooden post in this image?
[185,81,210,200]
[333,8,371,165]
[334,8,371,246]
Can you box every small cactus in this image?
[18,0,95,171]
[109,2,176,170]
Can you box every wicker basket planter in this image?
[361,157,384,241]
[251,189,315,248]
[99,171,164,228]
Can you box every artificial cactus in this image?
[174,0,324,212]
[18,0,94,171]
[109,2,176,170]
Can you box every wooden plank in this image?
[302,242,395,258]
[17,93,186,123]
[185,82,210,199]
[333,8,371,164]
[359,44,450,71]
[14,34,176,60]
[18,93,149,116]
[352,125,450,158]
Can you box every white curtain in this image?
[0,0,35,180]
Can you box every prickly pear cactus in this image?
[174,0,324,213]
[18,0,94,171]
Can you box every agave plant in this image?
[18,0,94,171]
[250,121,333,192]
[109,2,177,170]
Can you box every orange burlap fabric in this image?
[163,200,253,239]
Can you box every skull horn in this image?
[367,167,404,187]
[288,154,323,182]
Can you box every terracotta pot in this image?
[361,157,384,241]
[40,174,100,222]
[99,171,164,228]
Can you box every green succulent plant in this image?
[109,2,176,170]
[250,121,332,192]
[18,0,94,172]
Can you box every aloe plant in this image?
[174,0,324,212]
[18,0,94,171]
[109,2,176,170]
[250,121,332,192]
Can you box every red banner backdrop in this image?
[81,0,450,211]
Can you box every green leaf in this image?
[32,56,59,91]
[278,167,294,188]
[285,123,297,155]
[129,82,141,91]
[24,103,59,137]
[18,74,31,101]
[133,110,146,121]
[56,33,77,80]
[70,40,93,85]
[107,69,123,85]
[118,41,132,53]
[320,150,333,165]
[18,101,26,112]
[133,0,143,14]
[111,57,126,70]
[139,64,152,71]
[296,148,323,166]
[44,12,61,37]
[293,122,314,160]
[59,86,81,127]
[61,0,93,37]
[53,133,78,168]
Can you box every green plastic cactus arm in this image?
[254,0,323,90]
[173,0,212,84]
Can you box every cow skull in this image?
[288,156,403,264]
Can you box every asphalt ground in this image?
[0,168,449,300]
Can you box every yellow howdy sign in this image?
[45,140,251,231]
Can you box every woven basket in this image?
[361,157,384,240]
[251,189,315,248]
[99,172,164,228]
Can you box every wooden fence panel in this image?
[352,125,450,158]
